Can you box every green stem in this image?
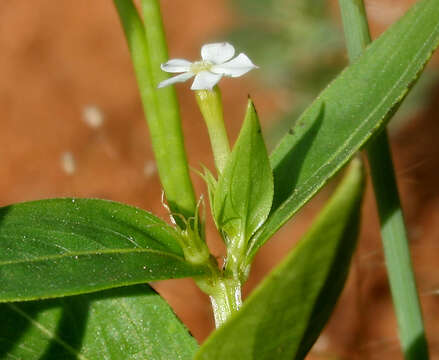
[195,87,231,174]
[338,0,371,62]
[195,256,242,328]
[225,232,250,284]
[338,1,429,358]
[114,0,196,222]
[208,278,242,328]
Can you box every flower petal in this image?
[161,59,192,73]
[201,43,235,64]
[158,72,194,88]
[210,53,258,78]
[190,71,223,90]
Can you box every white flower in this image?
[158,42,258,90]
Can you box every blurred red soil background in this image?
[1,0,438,359]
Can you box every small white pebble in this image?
[82,105,104,128]
[312,334,330,352]
[143,160,157,178]
[61,152,76,175]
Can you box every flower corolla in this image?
[158,42,257,90]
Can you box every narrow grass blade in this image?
[113,0,196,220]
[338,0,429,358]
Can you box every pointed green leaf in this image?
[0,199,206,302]
[196,159,364,360]
[0,284,197,359]
[248,0,439,259]
[214,100,273,244]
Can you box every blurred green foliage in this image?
[227,0,438,147]
[227,0,345,147]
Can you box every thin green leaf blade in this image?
[113,0,196,220]
[214,100,273,243]
[0,284,197,359]
[0,199,206,302]
[196,159,364,360]
[249,0,439,258]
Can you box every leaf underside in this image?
[0,284,198,359]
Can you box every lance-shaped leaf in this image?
[0,284,197,359]
[0,199,206,302]
[214,100,273,245]
[196,158,364,360]
[248,0,439,259]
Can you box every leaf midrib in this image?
[0,247,186,266]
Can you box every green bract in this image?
[214,100,273,279]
